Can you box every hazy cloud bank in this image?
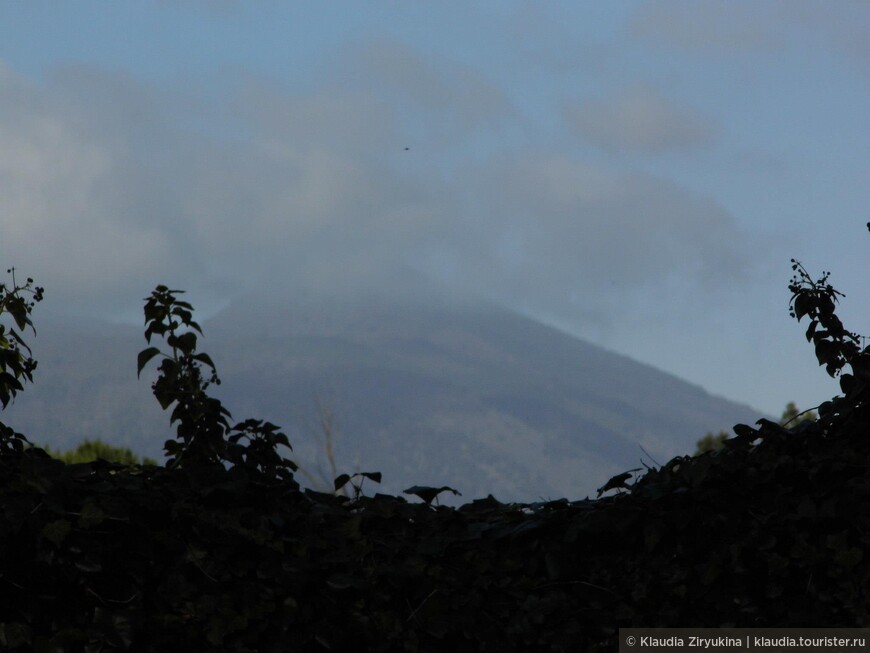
[0,42,750,334]
[562,86,717,154]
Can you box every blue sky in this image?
[1,1,869,418]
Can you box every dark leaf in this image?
[793,294,812,321]
[137,347,161,378]
[851,355,870,382]
[403,485,461,505]
[41,519,71,546]
[839,373,860,396]
[814,340,838,367]
[596,471,633,497]
[193,352,216,370]
[174,331,198,355]
[731,423,757,441]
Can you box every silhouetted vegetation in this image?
[694,429,728,454]
[695,401,817,455]
[779,400,817,429]
[40,438,158,466]
[0,268,43,454]
[4,224,870,650]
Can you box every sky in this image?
[0,1,869,418]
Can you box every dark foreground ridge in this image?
[3,230,870,651]
[2,409,869,651]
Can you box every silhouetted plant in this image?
[777,400,817,430]
[0,268,43,454]
[403,484,461,506]
[333,471,382,500]
[0,268,43,408]
[788,259,862,378]
[695,402,818,456]
[138,285,229,468]
[138,285,296,481]
[694,431,728,455]
[789,227,870,423]
[224,417,298,482]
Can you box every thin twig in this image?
[2,576,26,591]
[782,406,820,429]
[86,585,140,605]
[407,589,438,623]
[192,560,219,584]
[186,544,219,583]
[639,445,661,468]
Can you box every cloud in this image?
[0,50,750,336]
[0,57,456,318]
[327,38,513,143]
[562,87,716,153]
[628,2,785,54]
[0,63,184,317]
[423,153,750,322]
[629,0,870,68]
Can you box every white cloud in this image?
[562,86,717,153]
[425,153,750,320]
[0,50,751,334]
[0,64,180,314]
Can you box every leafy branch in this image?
[138,286,229,468]
[788,259,862,378]
[333,471,382,500]
[788,223,870,422]
[138,285,296,481]
[0,268,44,455]
[0,268,44,410]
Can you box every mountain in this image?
[2,284,763,502]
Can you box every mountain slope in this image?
[2,289,763,502]
[203,291,763,501]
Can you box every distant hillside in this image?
[3,284,764,502]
